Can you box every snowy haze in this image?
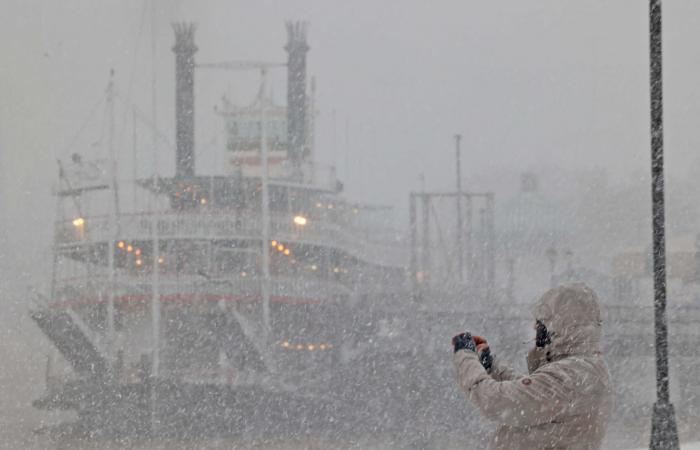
[4,1,700,280]
[2,0,700,448]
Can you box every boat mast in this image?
[260,68,271,344]
[150,0,161,434]
[149,0,160,382]
[106,70,118,363]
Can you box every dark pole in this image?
[285,21,309,181]
[172,23,197,179]
[455,134,464,282]
[648,0,679,448]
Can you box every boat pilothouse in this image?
[33,21,407,415]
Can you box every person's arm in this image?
[454,350,576,428]
[472,335,517,381]
[526,347,548,373]
[488,355,517,381]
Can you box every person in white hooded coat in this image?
[453,283,613,450]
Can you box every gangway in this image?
[31,308,108,379]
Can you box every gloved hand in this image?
[452,332,476,353]
[473,335,493,372]
[535,320,552,348]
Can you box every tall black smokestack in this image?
[172,23,197,178]
[285,21,309,178]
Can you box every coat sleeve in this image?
[488,355,517,381]
[454,350,576,428]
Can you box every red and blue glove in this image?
[453,333,493,372]
[473,335,493,371]
[452,332,476,353]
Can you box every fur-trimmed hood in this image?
[532,283,602,358]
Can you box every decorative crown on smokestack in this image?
[285,21,309,180]
[172,23,198,178]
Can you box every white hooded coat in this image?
[454,284,613,450]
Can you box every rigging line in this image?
[98,89,109,151]
[55,96,104,160]
[150,0,158,178]
[117,0,149,154]
[112,91,174,150]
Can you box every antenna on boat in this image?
[150,0,161,435]
[260,66,272,350]
[106,68,118,363]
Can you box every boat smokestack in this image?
[172,22,197,178]
[285,21,309,179]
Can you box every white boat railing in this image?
[56,210,407,267]
[49,273,354,308]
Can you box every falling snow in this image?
[2,2,700,449]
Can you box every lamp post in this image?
[648,1,679,448]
